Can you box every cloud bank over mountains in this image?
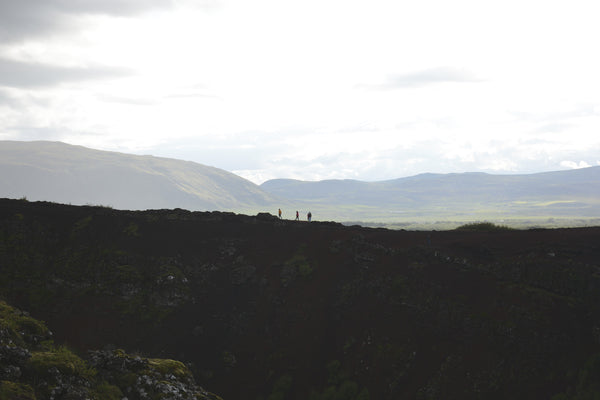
[0,0,599,184]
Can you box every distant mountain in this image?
[0,141,279,212]
[261,169,600,205]
[261,168,600,224]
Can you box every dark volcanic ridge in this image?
[2,198,600,399]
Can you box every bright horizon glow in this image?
[1,0,599,184]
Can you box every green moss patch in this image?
[0,381,36,400]
[147,358,191,380]
[0,301,49,347]
[89,381,123,400]
[27,347,96,380]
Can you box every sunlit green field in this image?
[238,197,600,230]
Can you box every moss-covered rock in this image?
[0,380,36,400]
[0,301,97,399]
[88,349,223,400]
[0,301,50,348]
[0,301,221,400]
[89,381,123,400]
[27,347,95,380]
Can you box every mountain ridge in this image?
[260,166,600,225]
[0,140,280,212]
[262,166,600,199]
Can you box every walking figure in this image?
[307,211,312,222]
[295,210,299,220]
[278,208,282,219]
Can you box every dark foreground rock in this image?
[1,198,600,399]
[0,299,222,399]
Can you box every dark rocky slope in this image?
[0,300,222,399]
[1,198,600,399]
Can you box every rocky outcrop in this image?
[0,300,222,400]
[88,349,222,400]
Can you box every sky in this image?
[0,0,599,184]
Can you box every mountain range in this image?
[261,168,600,225]
[1,140,599,227]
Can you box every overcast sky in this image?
[1,0,599,184]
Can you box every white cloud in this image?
[358,67,482,90]
[561,161,592,170]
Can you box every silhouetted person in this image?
[278,208,282,219]
[295,210,299,220]
[307,211,312,222]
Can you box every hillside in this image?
[261,168,600,226]
[0,141,280,212]
[2,198,600,399]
